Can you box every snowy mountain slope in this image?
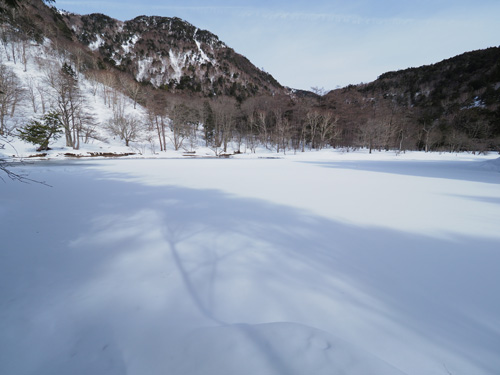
[63,12,283,98]
[0,36,192,159]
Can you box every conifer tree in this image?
[18,111,63,151]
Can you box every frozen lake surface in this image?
[1,152,499,375]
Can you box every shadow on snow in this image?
[1,163,499,374]
[301,159,500,185]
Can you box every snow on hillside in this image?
[0,37,172,158]
[88,34,105,51]
[1,151,500,375]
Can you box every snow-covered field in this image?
[1,150,500,375]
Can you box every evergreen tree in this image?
[18,111,63,151]
[203,101,215,146]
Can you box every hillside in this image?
[325,47,500,152]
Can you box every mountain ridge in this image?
[62,11,284,100]
[323,46,500,152]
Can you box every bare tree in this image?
[74,105,98,148]
[246,113,259,153]
[240,98,260,153]
[272,107,290,154]
[418,107,443,152]
[185,121,199,152]
[209,97,237,154]
[118,73,143,109]
[360,118,384,154]
[0,63,23,135]
[25,75,39,113]
[310,86,327,96]
[305,110,322,149]
[45,63,78,148]
[145,92,169,152]
[96,70,117,107]
[167,100,201,151]
[0,135,46,183]
[106,102,142,147]
[19,38,29,72]
[202,100,215,147]
[167,102,188,151]
[420,120,439,153]
[85,70,100,97]
[44,62,93,149]
[317,110,339,150]
[35,82,48,114]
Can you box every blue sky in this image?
[57,0,500,91]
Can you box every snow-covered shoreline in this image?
[3,140,499,161]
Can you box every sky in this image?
[56,0,500,91]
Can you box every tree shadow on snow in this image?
[1,163,499,375]
[301,159,500,184]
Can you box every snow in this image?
[135,54,180,86]
[168,49,185,82]
[1,151,500,375]
[171,322,405,375]
[89,34,105,51]
[135,56,154,82]
[194,39,211,64]
[0,37,147,154]
[467,96,486,109]
[481,156,500,172]
[121,34,139,55]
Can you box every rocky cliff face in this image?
[66,13,283,100]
